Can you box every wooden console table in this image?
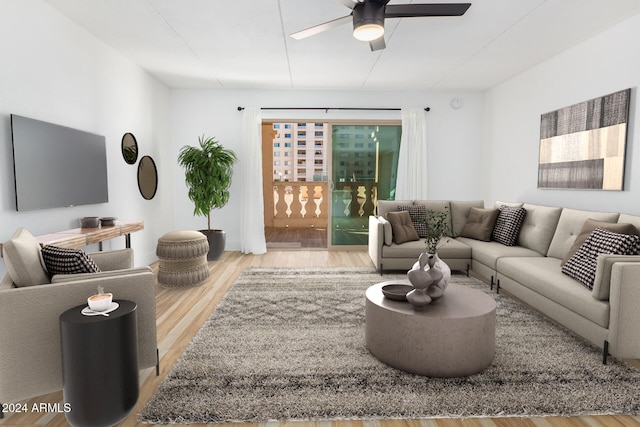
[0,221,144,256]
[34,220,144,251]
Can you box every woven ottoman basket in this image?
[156,230,210,288]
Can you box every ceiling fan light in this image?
[352,2,385,42]
[353,23,384,41]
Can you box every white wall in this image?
[170,89,486,250]
[14,0,635,269]
[484,13,640,215]
[0,0,173,277]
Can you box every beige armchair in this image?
[0,228,158,407]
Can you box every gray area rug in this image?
[139,267,640,423]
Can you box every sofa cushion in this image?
[546,208,619,261]
[1,228,49,287]
[497,256,610,328]
[386,211,420,244]
[494,201,524,209]
[382,238,470,260]
[41,246,101,276]
[455,237,541,270]
[561,219,637,265]
[449,200,485,237]
[460,207,499,241]
[378,216,393,246]
[562,228,640,290]
[377,200,413,218]
[492,205,527,246]
[398,205,428,237]
[518,204,563,255]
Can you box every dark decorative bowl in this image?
[382,284,414,301]
[100,217,117,227]
[80,217,99,228]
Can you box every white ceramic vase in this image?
[406,252,451,310]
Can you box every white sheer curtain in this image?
[395,108,429,200]
[240,107,267,254]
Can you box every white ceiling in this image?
[44,0,640,91]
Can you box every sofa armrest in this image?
[88,248,134,271]
[368,216,384,272]
[592,254,640,301]
[0,270,157,404]
[51,266,152,284]
[607,262,640,359]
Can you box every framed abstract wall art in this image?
[538,88,631,190]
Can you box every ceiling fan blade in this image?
[384,3,471,18]
[290,15,352,40]
[369,36,386,51]
[335,0,360,10]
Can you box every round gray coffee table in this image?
[365,280,496,377]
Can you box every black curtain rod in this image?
[237,106,430,112]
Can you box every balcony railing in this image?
[333,181,377,218]
[270,181,378,228]
[272,182,328,227]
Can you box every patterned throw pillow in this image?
[492,205,527,246]
[398,205,428,237]
[41,245,101,276]
[561,227,640,290]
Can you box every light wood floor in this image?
[3,250,640,427]
[265,226,328,248]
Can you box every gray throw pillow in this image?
[460,207,499,242]
[386,211,420,244]
[378,216,393,246]
[2,228,50,287]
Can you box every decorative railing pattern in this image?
[272,182,328,227]
[333,181,377,218]
[271,181,377,228]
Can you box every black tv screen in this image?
[10,114,109,211]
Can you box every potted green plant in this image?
[178,135,237,260]
[423,209,452,254]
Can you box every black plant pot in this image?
[201,229,226,261]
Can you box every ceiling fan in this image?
[290,0,471,51]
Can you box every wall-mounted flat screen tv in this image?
[10,114,109,211]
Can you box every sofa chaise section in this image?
[494,208,640,361]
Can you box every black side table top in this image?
[60,299,137,323]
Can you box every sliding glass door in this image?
[329,124,402,246]
[263,121,401,249]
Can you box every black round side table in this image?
[59,299,139,427]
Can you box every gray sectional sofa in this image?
[368,200,640,362]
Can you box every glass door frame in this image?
[326,119,401,250]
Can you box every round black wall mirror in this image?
[121,132,139,164]
[137,155,158,200]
